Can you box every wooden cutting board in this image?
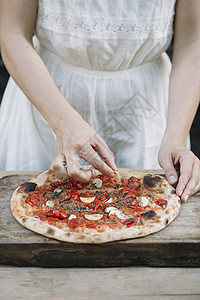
[0,171,200,267]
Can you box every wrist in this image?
[161,130,187,147]
[45,99,80,135]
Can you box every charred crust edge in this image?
[18,182,37,193]
[143,175,162,189]
[143,210,157,219]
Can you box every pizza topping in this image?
[46,200,54,207]
[47,208,67,219]
[93,178,103,188]
[106,197,113,203]
[80,196,96,203]
[54,187,63,195]
[127,176,140,189]
[113,170,120,183]
[105,207,128,220]
[139,197,149,208]
[123,218,136,226]
[84,214,103,221]
[114,210,129,220]
[155,199,167,208]
[105,207,117,214]
[69,214,77,220]
[26,195,43,207]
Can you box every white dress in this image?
[0,0,176,171]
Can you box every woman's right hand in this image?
[51,110,117,182]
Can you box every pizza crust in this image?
[11,168,181,244]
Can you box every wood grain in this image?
[0,172,200,267]
[0,267,200,300]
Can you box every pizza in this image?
[11,167,181,243]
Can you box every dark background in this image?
[0,49,199,158]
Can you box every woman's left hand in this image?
[158,143,200,202]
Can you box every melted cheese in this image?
[105,207,128,220]
[69,214,77,220]
[139,197,149,208]
[80,196,96,203]
[93,178,102,188]
[106,198,113,203]
[46,200,54,207]
[113,170,121,183]
[84,214,103,221]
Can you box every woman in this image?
[0,0,199,202]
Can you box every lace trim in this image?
[37,8,172,34]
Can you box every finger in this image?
[180,157,200,202]
[91,135,117,170]
[181,181,200,202]
[176,155,194,197]
[79,143,115,177]
[159,154,178,185]
[51,153,69,180]
[65,154,92,182]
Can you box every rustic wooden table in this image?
[0,171,200,299]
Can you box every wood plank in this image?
[0,172,200,267]
[0,171,39,178]
[0,267,200,300]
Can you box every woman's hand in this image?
[51,110,116,182]
[158,142,200,202]
[0,1,116,181]
[158,1,200,202]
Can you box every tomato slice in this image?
[68,217,81,229]
[126,190,138,199]
[70,193,80,201]
[127,176,140,189]
[128,200,139,209]
[133,207,142,213]
[94,203,106,211]
[95,193,110,202]
[47,208,67,219]
[122,218,136,227]
[47,217,58,226]
[119,187,129,195]
[50,182,60,189]
[128,206,144,216]
[155,199,167,207]
[26,195,43,207]
[98,174,111,181]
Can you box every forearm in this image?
[164,42,200,145]
[1,34,77,134]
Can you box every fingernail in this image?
[108,171,115,177]
[184,194,189,202]
[168,175,176,184]
[179,190,183,197]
